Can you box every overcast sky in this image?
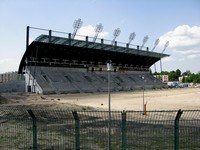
[0,0,200,73]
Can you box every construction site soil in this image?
[0,87,199,111]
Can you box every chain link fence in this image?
[0,107,200,150]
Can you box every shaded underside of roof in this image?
[18,35,169,73]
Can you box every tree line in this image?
[152,69,200,83]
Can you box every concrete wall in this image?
[0,72,20,83]
[0,80,25,92]
[0,72,25,93]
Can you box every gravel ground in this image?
[0,87,199,111]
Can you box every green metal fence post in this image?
[122,110,127,150]
[72,111,80,150]
[27,109,37,150]
[174,109,183,150]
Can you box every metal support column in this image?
[160,59,162,73]
[85,36,88,48]
[49,30,52,43]
[101,39,104,50]
[26,26,29,50]
[68,33,71,46]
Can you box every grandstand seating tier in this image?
[28,66,167,94]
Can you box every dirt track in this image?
[1,87,200,111]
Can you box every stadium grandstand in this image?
[18,26,169,94]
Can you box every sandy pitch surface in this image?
[0,87,200,111]
[55,87,200,111]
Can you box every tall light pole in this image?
[107,60,112,150]
[160,41,169,72]
[152,38,160,73]
[142,76,145,114]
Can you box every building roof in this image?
[18,34,169,73]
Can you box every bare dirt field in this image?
[0,87,200,111]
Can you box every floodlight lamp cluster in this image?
[128,32,136,45]
[162,41,169,53]
[151,38,160,52]
[71,18,170,53]
[111,28,121,45]
[72,18,83,39]
[141,35,149,50]
[93,23,104,42]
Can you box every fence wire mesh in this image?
[0,107,200,150]
[179,110,200,149]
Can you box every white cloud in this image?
[158,25,200,51]
[158,25,200,73]
[0,58,19,73]
[187,54,200,59]
[175,50,200,61]
[0,59,10,64]
[162,56,176,62]
[178,58,185,62]
[176,55,200,61]
[76,25,109,40]
[158,25,200,63]
[174,49,200,55]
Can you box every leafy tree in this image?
[153,69,200,83]
[161,71,169,75]
[184,73,200,83]
[154,71,158,75]
[169,71,179,81]
[182,70,191,76]
[176,69,181,77]
[182,76,186,82]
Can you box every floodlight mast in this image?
[151,38,160,52]
[151,38,160,73]
[160,41,169,73]
[111,28,121,45]
[141,35,149,50]
[128,32,136,45]
[162,41,169,53]
[72,18,83,39]
[93,23,103,42]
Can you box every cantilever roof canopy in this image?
[18,34,169,73]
